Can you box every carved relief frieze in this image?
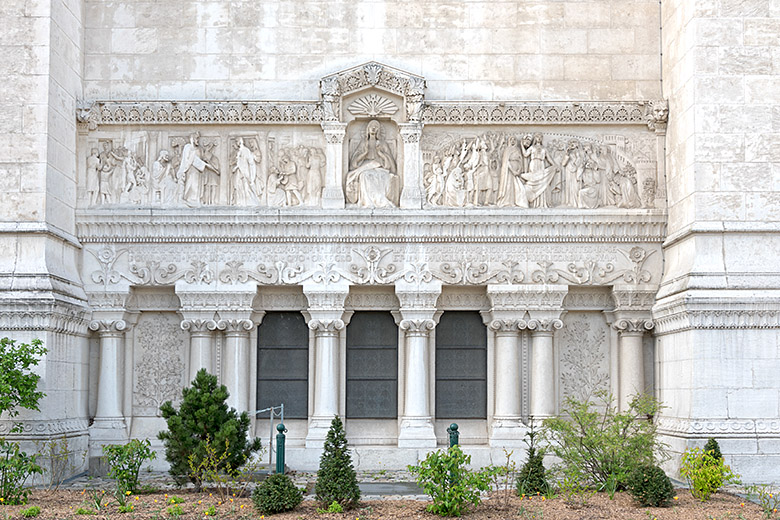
[132,312,187,416]
[421,131,653,210]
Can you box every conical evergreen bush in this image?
[315,416,360,509]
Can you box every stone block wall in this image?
[83,0,662,101]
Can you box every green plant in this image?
[252,473,304,514]
[517,421,549,496]
[166,504,184,517]
[0,438,43,505]
[315,416,360,509]
[83,487,108,511]
[704,438,723,462]
[103,439,157,499]
[34,434,87,491]
[680,447,740,502]
[20,506,40,518]
[167,496,184,505]
[489,449,514,509]
[556,468,596,508]
[541,391,666,491]
[75,508,97,515]
[518,505,544,520]
[357,505,373,520]
[204,504,216,516]
[745,485,780,519]
[409,445,498,517]
[316,501,344,514]
[158,369,262,489]
[626,464,674,507]
[117,504,134,514]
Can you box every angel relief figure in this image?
[345,119,398,208]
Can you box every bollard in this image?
[275,423,287,474]
[447,423,459,447]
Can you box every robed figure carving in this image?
[346,120,398,208]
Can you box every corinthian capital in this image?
[489,319,528,333]
[308,319,345,333]
[399,319,435,334]
[88,319,127,335]
[527,318,563,333]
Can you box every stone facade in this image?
[1,0,778,482]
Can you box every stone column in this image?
[528,317,563,420]
[218,318,255,414]
[396,279,441,448]
[88,318,129,439]
[399,123,424,209]
[486,285,530,445]
[303,281,349,447]
[321,122,347,209]
[609,285,656,412]
[180,318,218,382]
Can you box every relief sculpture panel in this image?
[422,131,655,210]
[346,119,399,208]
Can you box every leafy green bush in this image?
[158,369,262,489]
[626,464,674,507]
[541,391,666,491]
[516,422,548,496]
[167,504,184,517]
[409,445,498,517]
[316,501,344,514]
[20,505,40,518]
[704,438,723,462]
[315,416,360,509]
[252,473,303,514]
[103,439,156,498]
[680,447,740,501]
[0,437,43,505]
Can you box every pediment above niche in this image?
[320,62,426,123]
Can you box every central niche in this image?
[345,119,400,208]
[346,311,398,418]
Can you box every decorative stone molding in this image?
[0,302,89,336]
[611,286,657,310]
[657,417,780,436]
[320,61,425,106]
[321,121,347,144]
[652,293,780,334]
[0,419,90,436]
[398,123,422,144]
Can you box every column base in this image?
[399,187,423,209]
[305,416,335,448]
[321,187,345,209]
[397,416,437,448]
[489,417,528,447]
[89,417,129,475]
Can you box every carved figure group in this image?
[346,120,398,208]
[424,132,646,210]
[267,144,325,207]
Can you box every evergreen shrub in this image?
[252,474,303,514]
[314,416,360,509]
[626,464,674,507]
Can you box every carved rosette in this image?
[216,319,254,335]
[613,318,654,335]
[88,319,127,336]
[308,319,345,335]
[180,318,218,335]
[399,318,435,336]
[527,318,564,334]
[489,319,528,334]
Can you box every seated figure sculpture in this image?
[346,119,398,208]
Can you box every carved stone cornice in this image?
[396,279,442,323]
[399,319,435,336]
[490,284,568,311]
[175,284,255,313]
[421,101,655,125]
[320,61,425,101]
[0,418,90,436]
[657,416,780,436]
[76,210,667,245]
[308,319,345,333]
[653,292,780,335]
[88,319,127,336]
[611,286,657,312]
[0,301,89,336]
[526,318,563,333]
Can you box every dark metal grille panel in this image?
[435,311,487,419]
[346,311,398,418]
[257,312,308,419]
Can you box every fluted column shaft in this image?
[529,319,562,420]
[219,319,254,413]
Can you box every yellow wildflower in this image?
[125,491,131,496]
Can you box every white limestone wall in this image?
[658,0,780,482]
[83,0,662,101]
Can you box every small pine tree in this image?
[704,438,723,462]
[158,369,262,488]
[517,421,549,495]
[315,416,360,509]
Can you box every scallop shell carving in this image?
[348,94,398,117]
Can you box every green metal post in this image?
[275,423,286,474]
[447,423,459,447]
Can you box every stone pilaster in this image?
[321,122,347,209]
[395,279,441,448]
[398,123,424,209]
[486,285,530,446]
[303,281,349,447]
[607,285,656,412]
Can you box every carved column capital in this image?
[489,318,528,334]
[398,123,423,143]
[216,318,254,335]
[321,121,347,144]
[88,319,127,336]
[308,319,345,334]
[527,318,563,334]
[399,318,435,336]
[181,318,218,334]
[612,318,654,335]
